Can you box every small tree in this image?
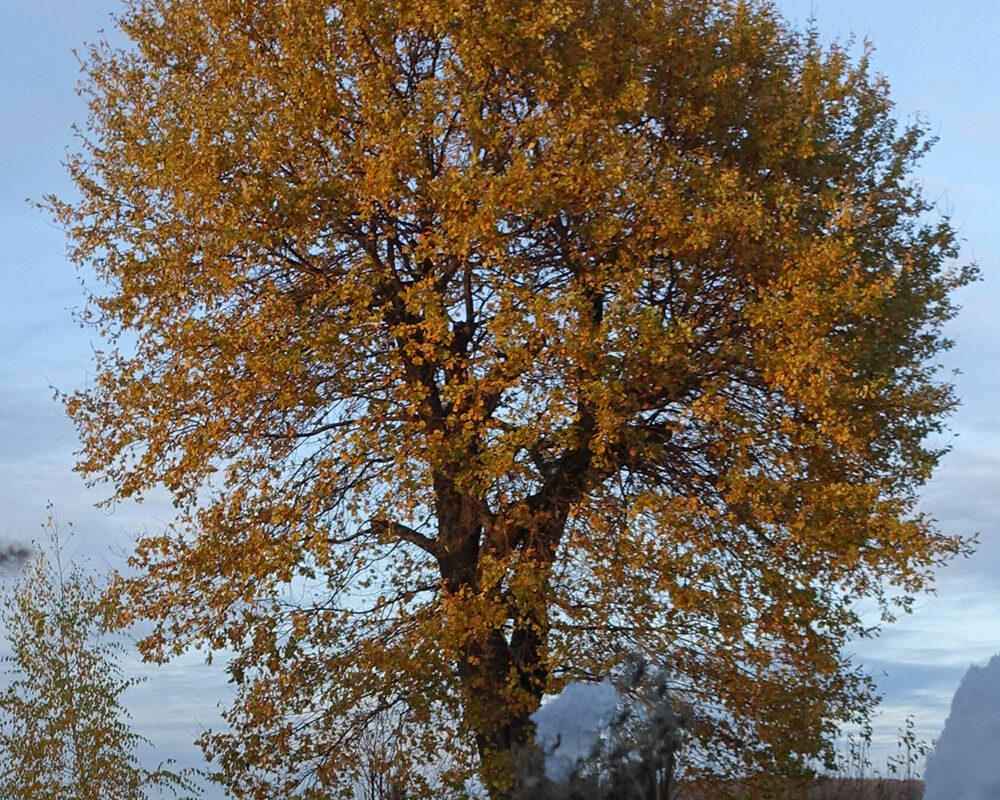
[0,513,197,800]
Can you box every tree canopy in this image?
[53,0,974,796]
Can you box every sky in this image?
[0,0,997,793]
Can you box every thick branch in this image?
[368,519,440,559]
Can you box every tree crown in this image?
[52,0,975,796]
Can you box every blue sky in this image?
[1,0,997,790]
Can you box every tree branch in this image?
[368,519,440,558]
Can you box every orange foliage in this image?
[51,0,974,797]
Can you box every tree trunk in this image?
[455,621,549,800]
[433,462,582,798]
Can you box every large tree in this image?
[54,0,973,796]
